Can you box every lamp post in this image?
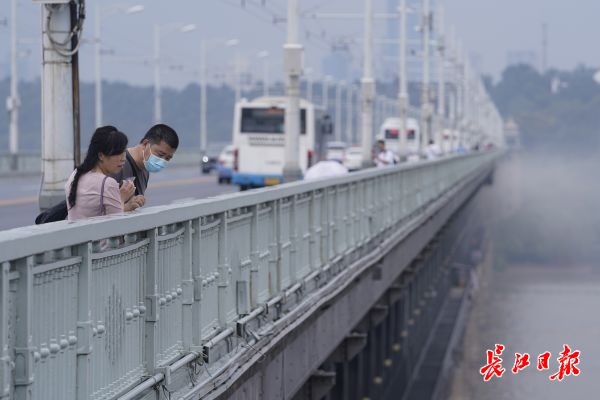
[224,38,241,103]
[282,0,304,182]
[258,50,269,97]
[94,4,144,128]
[304,67,313,103]
[153,22,196,123]
[436,4,446,153]
[322,75,332,111]
[7,0,19,169]
[420,0,432,154]
[200,37,239,154]
[345,84,353,144]
[398,0,410,159]
[335,80,345,141]
[361,0,375,167]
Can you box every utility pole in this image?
[436,4,445,152]
[8,0,19,170]
[94,5,102,127]
[322,75,331,110]
[38,3,77,210]
[305,68,313,103]
[153,24,161,123]
[282,0,303,182]
[345,85,353,144]
[200,39,208,154]
[335,81,344,141]
[361,0,375,167]
[258,51,269,97]
[420,0,432,154]
[398,0,408,159]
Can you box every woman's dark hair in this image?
[68,126,128,208]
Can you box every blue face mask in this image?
[144,146,168,173]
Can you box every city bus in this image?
[378,117,421,159]
[231,96,332,189]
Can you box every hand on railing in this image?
[124,195,145,211]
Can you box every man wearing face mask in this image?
[113,124,179,208]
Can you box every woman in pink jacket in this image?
[65,126,135,220]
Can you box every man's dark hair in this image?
[142,124,179,149]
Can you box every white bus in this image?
[378,117,421,159]
[231,96,332,189]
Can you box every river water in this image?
[448,152,600,399]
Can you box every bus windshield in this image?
[385,128,399,139]
[241,107,306,134]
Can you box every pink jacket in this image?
[65,171,123,220]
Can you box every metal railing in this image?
[0,151,496,399]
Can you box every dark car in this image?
[201,143,226,174]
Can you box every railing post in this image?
[191,218,202,349]
[75,243,93,399]
[14,257,34,400]
[217,212,230,327]
[182,221,194,350]
[249,205,260,308]
[0,262,11,398]
[269,200,281,295]
[289,196,298,283]
[144,228,159,373]
[308,192,316,271]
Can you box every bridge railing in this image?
[0,152,496,400]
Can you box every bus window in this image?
[407,129,415,140]
[241,107,306,134]
[385,128,399,139]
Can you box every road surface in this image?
[0,166,236,231]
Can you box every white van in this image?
[378,117,421,159]
[231,97,332,189]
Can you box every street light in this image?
[153,22,197,123]
[7,0,19,168]
[257,50,269,97]
[224,38,241,103]
[94,4,144,127]
[322,75,333,111]
[200,37,239,154]
[304,67,313,102]
[335,80,345,142]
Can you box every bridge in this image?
[0,150,499,400]
[0,1,509,399]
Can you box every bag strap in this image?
[99,176,109,216]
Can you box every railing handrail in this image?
[0,152,486,263]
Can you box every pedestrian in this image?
[373,139,395,167]
[65,126,138,220]
[425,139,442,160]
[112,123,180,198]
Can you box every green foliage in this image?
[488,64,600,153]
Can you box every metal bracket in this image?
[369,304,389,326]
[309,369,336,400]
[331,332,367,363]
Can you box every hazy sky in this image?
[0,0,599,88]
